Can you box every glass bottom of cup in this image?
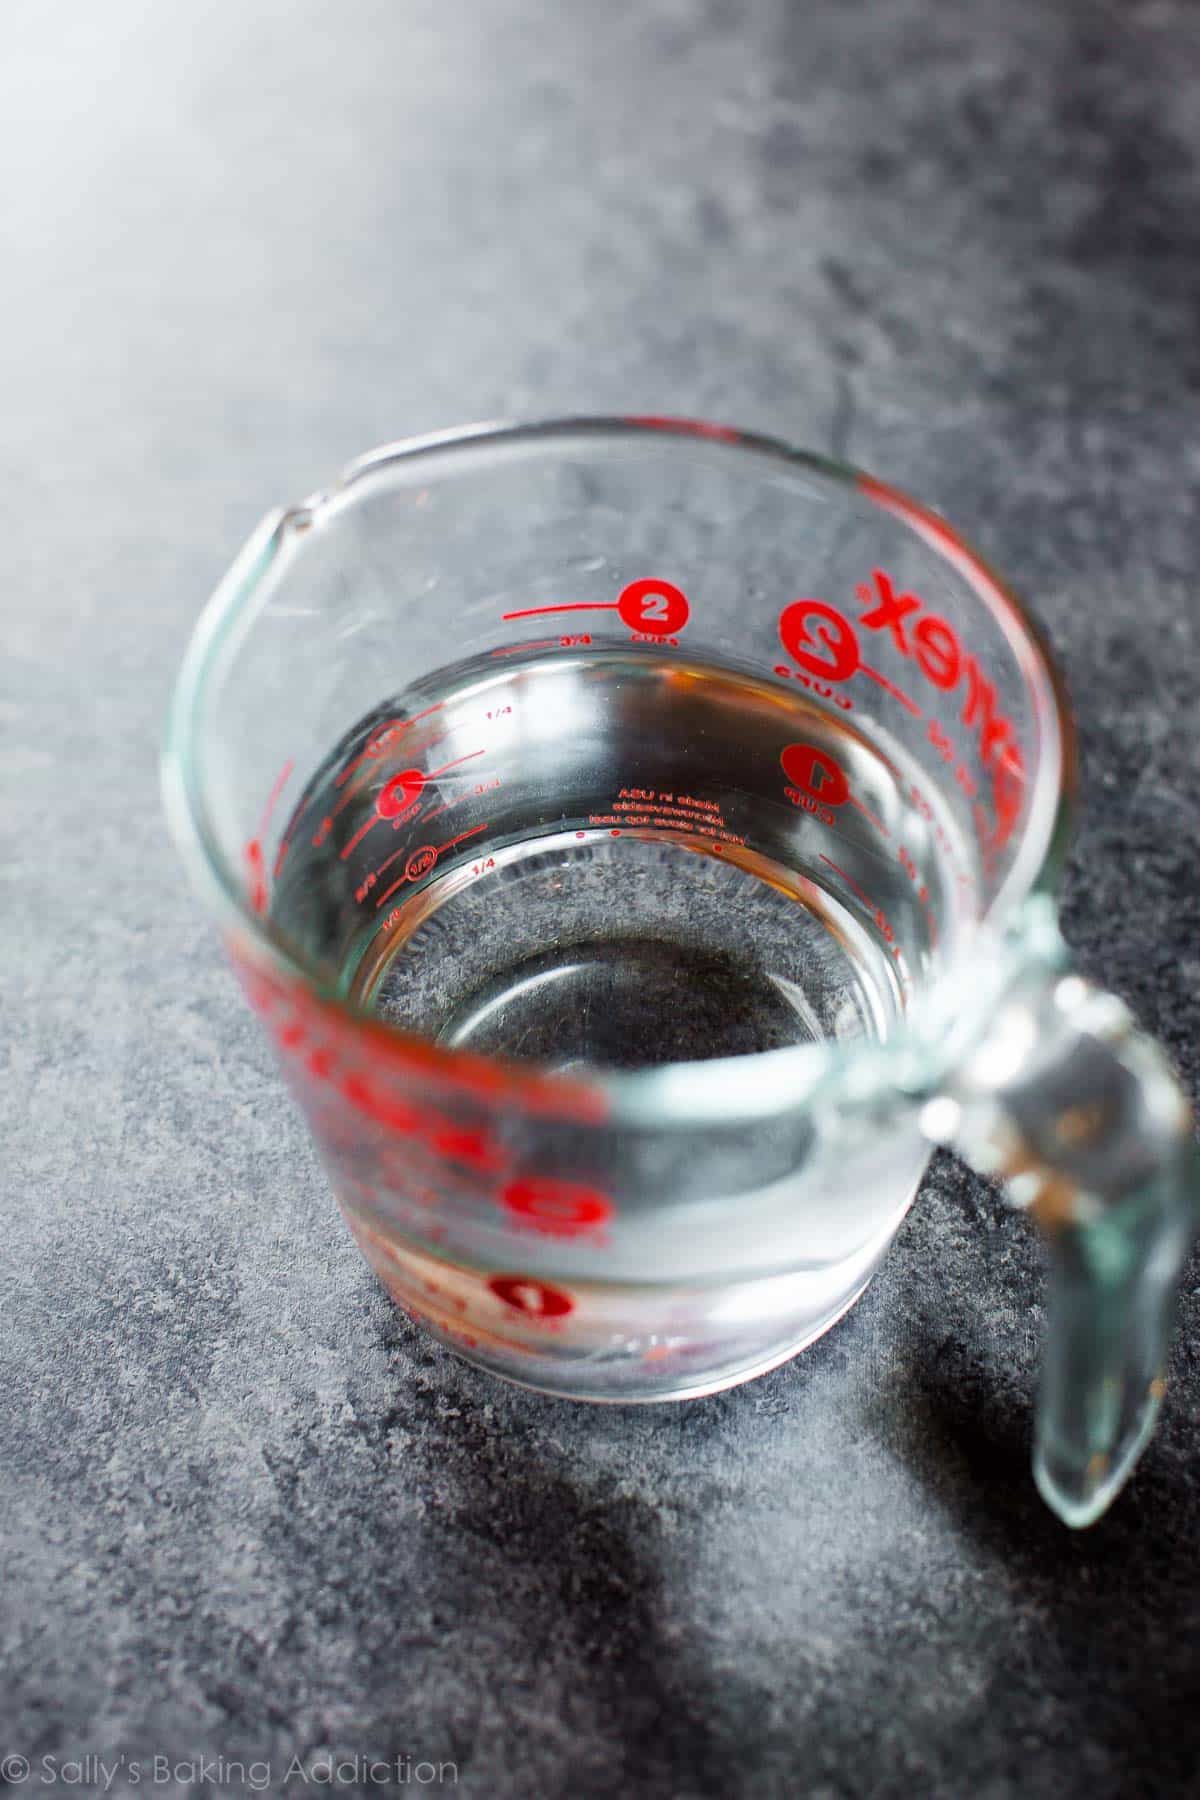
[343,1203,912,1402]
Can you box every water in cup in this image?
[270,645,973,1070]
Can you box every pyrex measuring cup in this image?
[163,418,1199,1527]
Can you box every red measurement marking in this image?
[336,705,444,786]
[427,749,484,778]
[340,814,380,861]
[500,1177,613,1236]
[257,759,294,838]
[273,836,292,879]
[336,736,453,834]
[927,718,955,764]
[502,601,619,620]
[491,638,558,655]
[773,664,856,710]
[373,840,412,881]
[777,572,1029,849]
[376,768,426,820]
[855,567,1024,832]
[233,948,610,1123]
[340,1072,424,1136]
[362,751,482,843]
[848,793,888,835]
[818,852,876,912]
[857,662,923,716]
[404,844,438,882]
[421,802,449,825]
[488,1275,574,1319]
[332,768,372,818]
[897,844,938,947]
[245,757,295,902]
[374,822,489,907]
[428,1124,506,1175]
[779,742,850,807]
[437,787,473,817]
[818,857,902,958]
[337,747,380,789]
[440,823,488,853]
[408,703,444,728]
[616,578,690,636]
[244,839,267,913]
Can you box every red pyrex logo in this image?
[778,569,1024,846]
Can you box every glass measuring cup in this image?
[163,418,1199,1527]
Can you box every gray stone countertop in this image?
[3,3,1198,1795]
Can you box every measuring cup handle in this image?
[926,907,1200,1527]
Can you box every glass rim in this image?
[162,414,1078,1125]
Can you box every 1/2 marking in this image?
[374,823,489,909]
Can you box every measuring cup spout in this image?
[920,904,1200,1526]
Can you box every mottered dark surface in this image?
[3,3,1198,1795]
